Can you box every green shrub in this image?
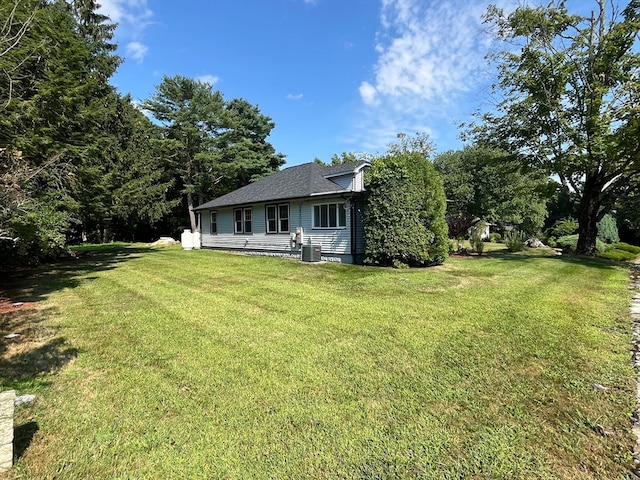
[504,230,526,252]
[598,249,637,261]
[597,214,620,244]
[363,152,449,267]
[1,202,71,268]
[556,234,608,253]
[489,232,502,243]
[469,222,486,255]
[613,242,640,255]
[550,218,578,237]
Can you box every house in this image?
[194,161,370,264]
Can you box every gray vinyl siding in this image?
[329,174,353,190]
[201,197,358,261]
[201,205,290,251]
[300,197,351,256]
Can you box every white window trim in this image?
[234,207,253,234]
[210,211,217,235]
[312,202,347,230]
[266,203,290,234]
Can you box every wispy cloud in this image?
[197,75,221,87]
[98,0,154,62]
[125,41,148,62]
[287,93,304,100]
[352,0,516,153]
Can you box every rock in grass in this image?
[14,395,35,407]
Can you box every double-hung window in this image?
[313,203,346,229]
[266,204,290,234]
[210,211,217,234]
[234,207,252,234]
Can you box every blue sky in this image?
[99,0,570,167]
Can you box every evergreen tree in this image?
[142,75,285,232]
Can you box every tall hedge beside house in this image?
[363,152,448,267]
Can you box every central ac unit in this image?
[301,244,321,262]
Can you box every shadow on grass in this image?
[0,245,156,388]
[483,249,623,271]
[1,245,157,303]
[14,421,39,460]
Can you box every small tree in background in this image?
[597,214,620,244]
[363,152,448,267]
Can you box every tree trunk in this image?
[187,192,197,232]
[576,192,599,255]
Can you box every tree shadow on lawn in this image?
[0,245,158,388]
[483,249,624,271]
[1,245,158,303]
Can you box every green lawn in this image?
[1,245,636,479]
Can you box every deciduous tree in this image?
[433,146,551,235]
[469,0,640,254]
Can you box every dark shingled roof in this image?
[195,161,369,210]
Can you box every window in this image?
[210,211,217,234]
[234,207,252,234]
[266,204,290,234]
[279,205,289,233]
[313,203,347,229]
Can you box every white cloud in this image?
[125,41,148,62]
[287,93,304,100]
[98,0,153,27]
[197,75,221,87]
[98,0,154,61]
[352,0,516,153]
[359,82,378,106]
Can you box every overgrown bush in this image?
[1,203,71,268]
[363,152,449,267]
[597,214,619,244]
[504,230,526,252]
[489,232,502,243]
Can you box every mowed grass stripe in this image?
[2,245,635,479]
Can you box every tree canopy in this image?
[433,145,551,236]
[142,75,285,232]
[0,1,286,266]
[468,0,640,254]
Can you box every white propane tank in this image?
[181,229,193,250]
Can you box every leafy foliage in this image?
[613,242,640,254]
[2,201,71,267]
[470,1,640,254]
[469,222,486,255]
[598,248,637,261]
[550,218,579,238]
[433,145,551,235]
[363,152,448,267]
